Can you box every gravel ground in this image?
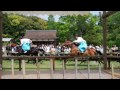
[1,69,120,79]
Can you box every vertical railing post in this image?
[36,58,40,79]
[87,61,90,79]
[53,59,55,71]
[75,57,78,79]
[62,59,65,79]
[111,64,114,79]
[98,63,102,79]
[11,59,14,79]
[50,58,53,79]
[22,59,26,79]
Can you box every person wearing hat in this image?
[73,35,87,53]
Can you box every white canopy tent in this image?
[2,38,12,42]
[2,38,12,46]
[2,38,12,56]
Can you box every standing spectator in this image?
[51,46,56,55]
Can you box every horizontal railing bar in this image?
[2,55,120,61]
[2,55,102,58]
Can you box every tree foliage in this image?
[3,13,47,43]
[107,11,120,47]
[55,14,102,45]
[47,15,56,30]
[3,12,120,47]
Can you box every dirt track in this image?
[2,69,120,79]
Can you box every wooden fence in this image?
[2,55,120,79]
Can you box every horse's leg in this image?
[31,54,36,64]
[26,60,29,63]
[108,60,111,69]
[64,59,67,70]
[38,51,43,64]
[26,53,30,63]
[79,61,85,65]
[40,60,43,64]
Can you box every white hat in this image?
[77,37,84,41]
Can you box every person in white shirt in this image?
[50,46,56,55]
[73,34,87,53]
[20,38,32,45]
[20,35,32,53]
[45,45,50,54]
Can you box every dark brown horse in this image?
[62,40,96,56]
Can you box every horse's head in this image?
[63,41,80,56]
[62,40,74,47]
[11,43,17,47]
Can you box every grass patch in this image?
[2,59,120,71]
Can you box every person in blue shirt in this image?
[73,35,88,53]
[20,36,32,53]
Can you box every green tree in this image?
[55,14,102,45]
[108,11,120,47]
[84,14,102,45]
[3,13,47,43]
[47,15,56,30]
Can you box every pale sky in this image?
[35,11,102,22]
[90,11,102,15]
[37,14,60,22]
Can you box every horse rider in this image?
[20,35,32,53]
[73,34,88,53]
